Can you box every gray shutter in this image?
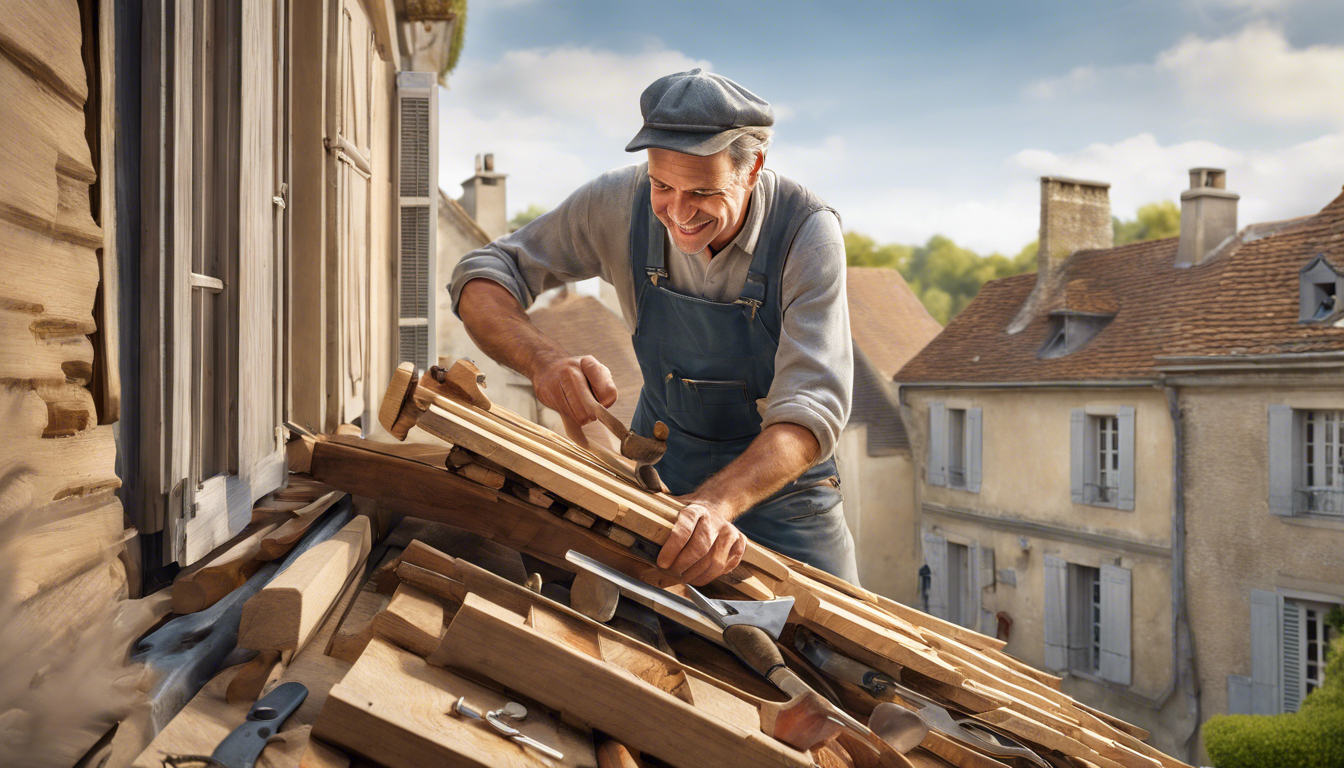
[967,407,983,493]
[1117,406,1136,511]
[1099,564,1132,686]
[928,403,947,487]
[1281,600,1302,713]
[1070,409,1086,504]
[978,544,995,634]
[1227,676,1254,715]
[1249,588,1282,715]
[1268,405,1294,516]
[923,532,948,620]
[1043,554,1068,671]
[396,72,438,371]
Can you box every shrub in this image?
[1204,636,1344,768]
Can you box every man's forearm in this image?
[457,278,566,379]
[686,422,820,520]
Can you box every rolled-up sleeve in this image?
[760,210,852,464]
[450,180,603,313]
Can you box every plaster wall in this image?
[1180,381,1344,754]
[835,425,920,605]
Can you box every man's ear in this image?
[745,151,765,188]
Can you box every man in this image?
[451,69,857,585]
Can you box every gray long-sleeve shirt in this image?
[449,163,853,462]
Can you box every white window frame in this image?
[948,408,967,489]
[1087,415,1120,507]
[1302,410,1344,515]
[1071,406,1135,511]
[1044,555,1131,685]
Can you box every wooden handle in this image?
[722,624,812,698]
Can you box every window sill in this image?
[1278,514,1344,532]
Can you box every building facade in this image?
[897,171,1344,760]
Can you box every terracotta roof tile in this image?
[847,267,944,379]
[897,186,1344,384]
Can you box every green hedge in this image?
[1204,635,1344,768]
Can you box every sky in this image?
[436,0,1344,255]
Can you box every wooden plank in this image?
[258,491,345,560]
[314,637,598,768]
[437,594,812,768]
[370,582,443,657]
[171,520,284,614]
[239,516,373,651]
[0,0,90,103]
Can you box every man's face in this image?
[647,147,759,256]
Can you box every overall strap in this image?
[736,173,839,342]
[628,176,667,292]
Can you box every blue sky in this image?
[438,0,1344,254]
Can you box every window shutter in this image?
[1117,406,1136,511]
[1249,588,1282,715]
[1227,675,1253,715]
[1099,564,1132,685]
[1267,405,1294,516]
[923,532,948,620]
[1070,409,1086,504]
[1281,600,1302,713]
[928,403,947,487]
[967,407,983,493]
[396,72,438,371]
[1043,554,1068,671]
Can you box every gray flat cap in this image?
[625,69,774,156]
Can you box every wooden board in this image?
[370,582,443,657]
[314,637,597,768]
[171,520,284,614]
[239,516,373,651]
[258,491,345,560]
[436,593,811,768]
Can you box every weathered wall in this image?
[903,386,1181,749]
[1181,379,1344,756]
[835,425,919,604]
[0,0,128,606]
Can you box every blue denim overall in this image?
[628,173,860,583]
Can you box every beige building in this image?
[896,170,1344,761]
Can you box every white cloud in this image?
[1025,24,1344,127]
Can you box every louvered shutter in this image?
[1281,600,1302,713]
[1099,564,1132,685]
[1267,405,1294,516]
[1070,409,1086,504]
[396,72,438,371]
[1117,406,1136,511]
[1043,555,1068,671]
[1249,588,1281,714]
[923,532,948,620]
[928,403,947,487]
[967,407,983,493]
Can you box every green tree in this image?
[509,204,549,232]
[844,231,911,270]
[1113,201,1180,245]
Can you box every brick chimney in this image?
[1175,168,1238,267]
[459,152,508,241]
[1008,176,1112,334]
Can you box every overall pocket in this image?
[664,375,760,440]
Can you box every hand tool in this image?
[451,696,564,760]
[580,390,669,494]
[794,630,1052,767]
[564,550,794,643]
[209,682,308,768]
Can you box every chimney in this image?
[1176,168,1238,267]
[1007,176,1112,334]
[459,152,508,240]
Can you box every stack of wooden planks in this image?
[280,360,1193,768]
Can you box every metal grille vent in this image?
[399,206,431,318]
[398,324,430,371]
[399,96,430,197]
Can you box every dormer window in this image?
[1039,312,1113,359]
[1300,254,1344,324]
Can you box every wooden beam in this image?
[171,520,283,614]
[370,582,443,657]
[238,516,372,651]
[257,491,345,560]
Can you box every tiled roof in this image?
[529,293,643,426]
[850,342,909,454]
[846,267,944,379]
[897,186,1344,384]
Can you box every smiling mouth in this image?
[673,220,709,236]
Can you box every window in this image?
[1044,556,1132,685]
[1071,407,1135,510]
[1269,407,1344,517]
[927,403,982,492]
[921,532,980,629]
[1235,590,1340,715]
[1299,254,1343,324]
[1039,313,1114,359]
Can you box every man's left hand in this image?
[656,500,747,585]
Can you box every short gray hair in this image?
[727,127,773,179]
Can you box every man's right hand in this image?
[531,354,618,427]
